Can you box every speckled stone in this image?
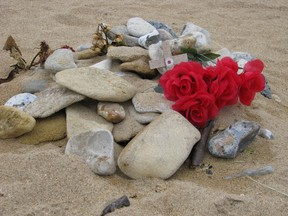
[5,93,37,111]
[208,120,260,159]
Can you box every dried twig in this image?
[246,176,288,198]
[28,41,53,69]
[189,120,214,167]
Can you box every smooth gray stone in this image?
[127,17,156,37]
[148,20,177,38]
[208,120,260,159]
[44,49,77,73]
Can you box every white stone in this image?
[44,49,77,73]
[118,110,201,179]
[65,129,116,175]
[127,17,156,37]
[5,93,37,111]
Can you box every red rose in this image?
[159,61,207,101]
[239,59,265,106]
[204,57,242,109]
[172,91,219,128]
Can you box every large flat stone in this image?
[24,84,85,118]
[107,46,149,62]
[118,110,201,179]
[55,67,137,102]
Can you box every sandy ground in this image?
[0,0,288,215]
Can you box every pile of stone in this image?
[0,17,273,179]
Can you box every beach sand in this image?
[0,0,288,215]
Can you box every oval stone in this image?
[117,110,201,179]
[0,105,36,139]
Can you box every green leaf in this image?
[202,53,221,60]
[181,47,198,55]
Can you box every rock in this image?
[0,105,36,139]
[208,120,260,159]
[118,110,201,179]
[231,52,255,62]
[157,29,174,41]
[5,93,37,111]
[127,17,156,37]
[107,46,149,62]
[44,49,77,73]
[138,30,160,49]
[66,103,113,138]
[97,102,126,123]
[127,102,160,124]
[107,25,139,47]
[55,67,137,102]
[76,43,93,52]
[119,57,158,78]
[132,92,173,113]
[181,22,211,53]
[112,102,145,143]
[90,58,113,70]
[261,78,272,99]
[65,129,116,175]
[148,20,177,38]
[21,80,48,93]
[121,76,158,93]
[19,112,66,145]
[258,128,274,140]
[24,84,85,118]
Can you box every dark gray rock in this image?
[208,120,260,159]
[148,20,177,38]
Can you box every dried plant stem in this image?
[246,176,288,198]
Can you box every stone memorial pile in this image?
[0,17,273,179]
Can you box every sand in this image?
[0,0,288,215]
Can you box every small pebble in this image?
[101,195,130,216]
[258,128,274,140]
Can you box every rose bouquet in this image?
[159,57,266,128]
